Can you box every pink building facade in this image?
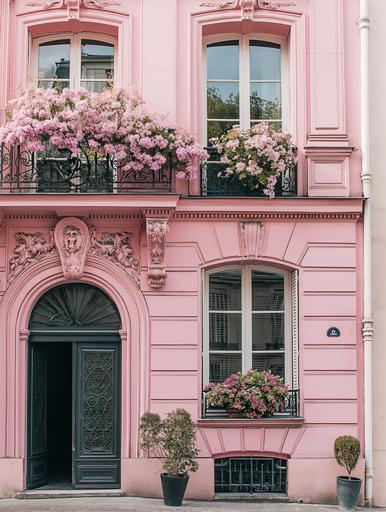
[0,0,365,504]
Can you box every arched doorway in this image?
[27,283,121,490]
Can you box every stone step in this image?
[215,492,289,503]
[16,490,124,500]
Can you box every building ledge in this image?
[197,417,305,428]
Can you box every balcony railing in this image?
[200,147,297,197]
[202,389,300,419]
[0,144,173,193]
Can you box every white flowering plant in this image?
[210,123,297,198]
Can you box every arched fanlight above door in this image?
[29,283,121,330]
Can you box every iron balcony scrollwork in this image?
[200,146,297,197]
[0,144,173,193]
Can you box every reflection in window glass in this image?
[38,40,70,90]
[207,41,239,144]
[250,41,282,125]
[249,41,281,80]
[80,40,114,92]
[205,268,288,385]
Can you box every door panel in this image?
[73,343,121,488]
[27,344,48,489]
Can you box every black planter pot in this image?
[337,476,362,511]
[161,473,189,506]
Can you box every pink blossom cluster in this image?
[211,123,297,198]
[204,369,289,418]
[0,85,208,180]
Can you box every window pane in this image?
[252,353,285,377]
[209,353,242,383]
[38,80,70,91]
[209,313,241,350]
[207,41,239,80]
[207,83,239,120]
[250,83,281,120]
[250,41,281,81]
[252,271,284,311]
[81,40,114,80]
[38,40,70,80]
[80,80,112,93]
[207,121,237,143]
[252,313,284,350]
[209,269,242,310]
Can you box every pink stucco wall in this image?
[0,0,364,505]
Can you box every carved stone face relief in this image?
[54,218,90,280]
[8,218,139,285]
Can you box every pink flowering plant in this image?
[204,369,289,418]
[210,123,296,198]
[0,85,208,180]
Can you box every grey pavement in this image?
[0,498,385,512]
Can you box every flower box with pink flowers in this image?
[0,86,208,192]
[204,369,289,419]
[210,123,297,199]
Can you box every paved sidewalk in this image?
[0,498,384,512]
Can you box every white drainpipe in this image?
[358,0,373,506]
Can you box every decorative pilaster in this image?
[54,217,90,280]
[146,218,168,289]
[362,318,374,345]
[240,221,264,259]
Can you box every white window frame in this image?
[203,264,293,388]
[203,33,290,143]
[31,33,117,89]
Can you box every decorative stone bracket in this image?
[146,217,168,289]
[240,221,265,259]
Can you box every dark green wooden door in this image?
[27,344,48,489]
[27,283,122,490]
[73,342,121,488]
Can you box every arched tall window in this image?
[203,266,298,388]
[32,34,116,91]
[204,34,289,144]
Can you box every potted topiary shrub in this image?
[139,408,198,506]
[334,435,362,511]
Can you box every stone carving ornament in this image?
[25,0,120,20]
[200,0,295,20]
[240,221,265,259]
[9,230,55,280]
[89,227,139,283]
[54,217,90,280]
[146,218,168,289]
[8,219,139,283]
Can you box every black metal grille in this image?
[202,389,300,419]
[200,147,297,197]
[215,457,287,493]
[0,144,173,193]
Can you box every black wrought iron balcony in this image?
[202,389,300,419]
[200,147,297,197]
[0,144,173,193]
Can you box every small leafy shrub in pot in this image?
[139,408,198,506]
[334,436,362,511]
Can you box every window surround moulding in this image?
[189,7,306,194]
[13,7,132,99]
